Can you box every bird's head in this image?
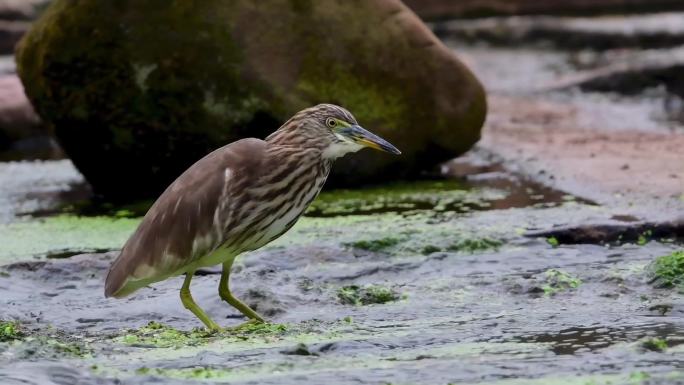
[267,104,401,160]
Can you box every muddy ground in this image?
[1,11,684,385]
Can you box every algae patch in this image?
[540,269,582,296]
[421,237,503,255]
[306,180,502,217]
[118,321,213,348]
[641,337,668,352]
[0,215,139,264]
[345,237,403,252]
[39,338,91,358]
[447,237,503,253]
[337,284,401,305]
[136,366,233,380]
[636,230,653,246]
[0,320,23,342]
[0,324,91,359]
[648,250,684,289]
[343,231,503,256]
[118,321,289,348]
[232,322,288,338]
[546,236,560,248]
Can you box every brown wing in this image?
[104,138,266,298]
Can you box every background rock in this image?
[0,20,29,54]
[403,0,684,19]
[0,0,50,54]
[0,75,61,160]
[16,0,486,201]
[0,0,51,21]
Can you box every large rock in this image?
[16,0,486,201]
[403,0,684,19]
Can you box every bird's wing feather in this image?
[104,138,267,297]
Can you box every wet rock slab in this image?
[433,12,684,50]
[0,160,87,224]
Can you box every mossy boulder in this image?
[16,0,486,201]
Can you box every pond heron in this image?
[104,104,401,330]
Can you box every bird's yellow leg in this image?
[218,261,265,323]
[180,271,220,331]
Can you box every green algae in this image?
[641,337,668,352]
[235,322,288,336]
[118,321,289,349]
[0,320,22,342]
[43,338,91,358]
[421,245,442,254]
[637,230,652,246]
[541,269,582,296]
[648,250,684,289]
[118,321,213,348]
[306,180,502,217]
[0,215,139,265]
[2,333,91,359]
[337,284,400,305]
[447,237,503,253]
[345,237,403,252]
[271,210,510,259]
[0,320,92,358]
[136,366,233,380]
[547,236,560,247]
[417,237,504,255]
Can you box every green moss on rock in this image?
[546,236,560,247]
[118,321,212,348]
[641,337,668,352]
[648,250,684,289]
[0,320,22,342]
[118,321,289,348]
[345,237,403,252]
[306,180,489,217]
[136,366,233,380]
[541,269,582,296]
[337,284,400,305]
[0,215,139,265]
[447,237,503,253]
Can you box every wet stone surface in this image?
[440,13,684,130]
[0,160,88,224]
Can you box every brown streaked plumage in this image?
[104,104,400,330]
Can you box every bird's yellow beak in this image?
[339,124,401,155]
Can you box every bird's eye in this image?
[326,118,337,128]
